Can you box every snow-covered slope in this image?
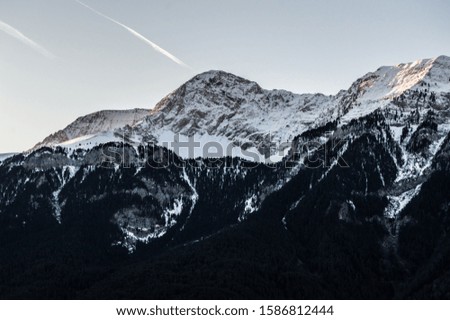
[36,56,450,163]
[126,70,337,161]
[339,55,450,122]
[0,153,16,163]
[34,109,149,149]
[355,56,450,101]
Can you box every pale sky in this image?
[1,0,450,152]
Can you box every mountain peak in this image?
[434,54,450,63]
[33,108,149,149]
[193,69,248,80]
[195,69,239,78]
[184,70,260,91]
[152,69,264,114]
[347,55,450,102]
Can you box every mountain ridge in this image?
[2,55,450,298]
[33,108,150,150]
[34,56,450,160]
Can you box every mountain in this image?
[1,56,450,299]
[37,56,450,160]
[132,70,336,160]
[338,55,450,121]
[0,153,16,163]
[37,71,337,161]
[33,109,149,150]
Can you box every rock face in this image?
[2,56,450,299]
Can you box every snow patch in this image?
[240,194,258,221]
[384,184,422,218]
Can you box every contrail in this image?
[0,19,56,59]
[75,0,191,69]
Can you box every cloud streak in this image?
[75,0,191,69]
[0,19,56,59]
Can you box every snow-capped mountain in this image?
[37,71,337,161]
[13,54,450,249]
[0,153,16,163]
[2,56,450,299]
[338,55,450,122]
[37,56,450,161]
[131,70,336,160]
[34,109,149,150]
